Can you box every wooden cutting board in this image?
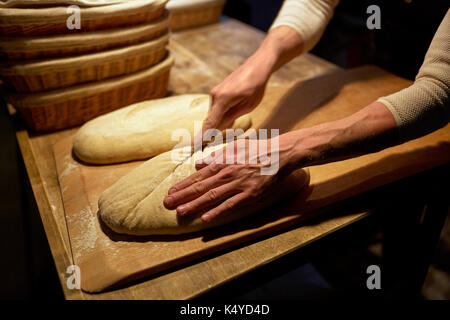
[53,66,450,293]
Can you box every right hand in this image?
[195,52,273,149]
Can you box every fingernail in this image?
[177,205,187,215]
[164,196,173,206]
[201,214,210,223]
[168,188,176,195]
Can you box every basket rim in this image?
[0,10,170,52]
[167,0,225,11]
[0,0,168,25]
[0,32,170,75]
[5,51,174,107]
[0,0,125,8]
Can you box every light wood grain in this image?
[51,64,450,293]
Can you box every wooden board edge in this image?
[16,129,86,300]
[185,211,370,299]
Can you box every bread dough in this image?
[73,94,252,164]
[99,143,310,235]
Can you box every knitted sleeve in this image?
[270,0,340,52]
[377,9,450,142]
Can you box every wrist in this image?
[277,131,311,172]
[245,47,277,81]
[282,128,330,169]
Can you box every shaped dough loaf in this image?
[99,144,310,235]
[73,94,252,164]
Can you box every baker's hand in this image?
[164,134,299,222]
[194,53,273,150]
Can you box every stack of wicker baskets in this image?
[167,0,226,31]
[0,0,174,131]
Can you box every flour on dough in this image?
[98,143,310,235]
[73,94,252,164]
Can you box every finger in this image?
[192,130,204,153]
[203,95,243,134]
[221,101,251,127]
[166,162,222,196]
[195,146,226,169]
[201,192,248,223]
[176,181,240,216]
[167,170,232,209]
[164,164,225,208]
[201,99,226,137]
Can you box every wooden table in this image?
[11,17,447,299]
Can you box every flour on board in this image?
[73,206,98,259]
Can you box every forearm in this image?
[283,101,399,169]
[240,26,305,84]
[376,10,450,143]
[244,0,340,82]
[258,26,305,73]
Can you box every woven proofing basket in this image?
[5,52,174,131]
[0,1,126,7]
[0,0,168,36]
[168,0,225,31]
[0,32,170,93]
[0,10,170,60]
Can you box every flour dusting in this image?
[61,162,78,178]
[73,206,98,259]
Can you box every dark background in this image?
[224,0,449,80]
[1,0,449,300]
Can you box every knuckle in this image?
[193,183,205,195]
[193,175,203,184]
[203,117,215,128]
[209,163,222,173]
[220,167,235,178]
[247,187,261,198]
[207,189,218,201]
[211,85,220,94]
[224,200,235,210]
[210,89,219,98]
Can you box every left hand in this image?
[163,135,298,222]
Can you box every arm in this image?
[283,101,398,169]
[165,101,397,222]
[200,0,339,134]
[377,9,450,143]
[165,11,450,222]
[201,26,304,133]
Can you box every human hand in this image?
[165,134,300,222]
[194,53,274,150]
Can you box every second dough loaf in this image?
[73,94,252,164]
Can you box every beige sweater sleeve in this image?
[270,0,340,52]
[377,10,450,143]
[272,2,449,143]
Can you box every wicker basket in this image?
[0,10,170,60]
[0,33,170,93]
[167,0,225,31]
[0,0,168,36]
[4,52,175,131]
[0,1,126,7]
